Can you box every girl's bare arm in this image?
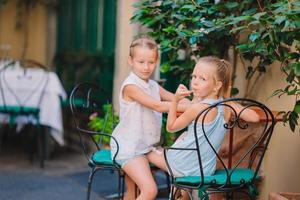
[230,102,260,122]
[167,102,201,133]
[123,84,170,113]
[166,84,199,133]
[159,86,174,101]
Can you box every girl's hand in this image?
[175,84,192,101]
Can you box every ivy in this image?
[132,0,300,132]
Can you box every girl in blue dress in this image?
[147,56,259,199]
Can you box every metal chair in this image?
[164,98,276,200]
[69,82,124,200]
[0,60,49,168]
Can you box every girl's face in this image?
[190,61,221,100]
[128,46,158,81]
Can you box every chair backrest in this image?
[69,82,119,163]
[0,60,49,114]
[193,98,276,188]
[0,60,15,109]
[0,61,49,123]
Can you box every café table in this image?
[0,61,67,146]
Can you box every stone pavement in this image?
[0,139,169,200]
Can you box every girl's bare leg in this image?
[123,175,136,200]
[146,150,167,171]
[147,151,192,199]
[123,156,158,200]
[181,190,190,200]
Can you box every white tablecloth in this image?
[0,62,67,145]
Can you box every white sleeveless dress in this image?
[110,72,162,166]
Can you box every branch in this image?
[288,0,292,11]
[190,0,201,9]
[256,0,264,12]
[245,70,261,98]
[281,59,300,85]
[181,39,197,58]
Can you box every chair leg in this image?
[121,174,125,200]
[37,124,45,168]
[118,171,125,200]
[164,171,171,194]
[118,172,125,200]
[225,192,233,200]
[0,124,5,152]
[87,167,96,200]
[169,186,176,200]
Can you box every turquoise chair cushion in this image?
[0,105,40,126]
[175,168,260,186]
[0,105,39,115]
[92,149,115,166]
[61,98,85,108]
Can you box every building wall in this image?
[0,0,47,64]
[250,63,300,199]
[113,0,139,111]
[235,58,300,199]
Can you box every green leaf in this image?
[162,26,175,33]
[180,4,196,12]
[248,20,260,26]
[132,1,145,8]
[160,39,171,48]
[189,36,198,45]
[289,111,299,132]
[196,0,208,3]
[294,100,300,113]
[275,16,286,25]
[232,15,252,23]
[249,32,260,42]
[289,52,300,59]
[291,63,300,76]
[202,20,215,28]
[177,31,187,37]
[246,66,254,79]
[192,16,201,23]
[236,44,250,53]
[242,8,257,15]
[160,62,171,73]
[225,2,238,9]
[282,20,291,32]
[230,26,247,34]
[252,12,266,20]
[173,14,186,20]
[231,87,239,96]
[286,71,295,83]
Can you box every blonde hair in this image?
[197,56,233,98]
[129,35,159,58]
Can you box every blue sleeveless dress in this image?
[166,98,226,177]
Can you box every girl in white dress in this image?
[110,36,188,200]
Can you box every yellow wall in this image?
[235,59,300,199]
[253,64,300,199]
[0,0,47,64]
[113,0,140,112]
